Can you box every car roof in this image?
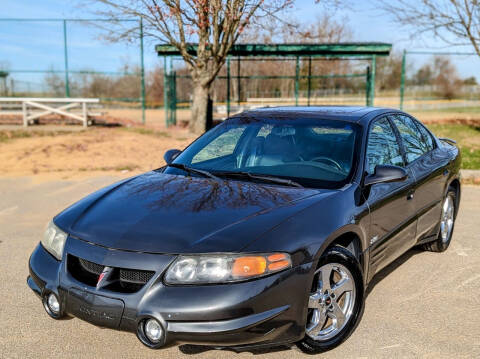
[231,106,399,124]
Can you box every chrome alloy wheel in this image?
[306,263,356,341]
[440,194,455,243]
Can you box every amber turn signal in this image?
[231,253,291,279]
[267,253,288,262]
[232,256,267,277]
[268,260,291,271]
[267,253,291,271]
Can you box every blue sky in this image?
[1,0,479,84]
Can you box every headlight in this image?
[41,220,68,260]
[164,253,292,285]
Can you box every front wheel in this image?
[296,246,364,354]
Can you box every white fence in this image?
[0,97,100,127]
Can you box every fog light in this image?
[43,292,63,319]
[47,293,60,314]
[144,319,163,343]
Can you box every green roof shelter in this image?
[156,43,392,126]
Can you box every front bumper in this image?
[28,237,314,349]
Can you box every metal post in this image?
[295,57,300,106]
[226,58,231,118]
[169,58,176,126]
[368,55,376,106]
[82,102,87,127]
[237,57,241,105]
[139,18,146,124]
[366,66,371,106]
[63,20,70,97]
[171,71,177,125]
[22,101,27,127]
[400,50,406,110]
[307,57,312,106]
[163,57,169,127]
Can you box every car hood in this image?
[55,171,334,253]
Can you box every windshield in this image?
[165,117,360,188]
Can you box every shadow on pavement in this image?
[366,247,423,296]
[179,344,292,355]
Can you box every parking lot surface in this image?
[0,176,479,358]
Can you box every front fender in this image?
[243,184,370,274]
[313,223,369,271]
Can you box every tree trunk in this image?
[190,83,210,134]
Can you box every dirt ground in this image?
[0,176,479,358]
[1,106,479,179]
[412,110,480,124]
[0,126,197,179]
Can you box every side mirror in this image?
[164,149,181,164]
[364,165,408,186]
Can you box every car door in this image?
[365,116,417,278]
[390,114,447,242]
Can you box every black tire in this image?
[423,187,457,253]
[296,245,365,354]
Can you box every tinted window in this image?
[192,127,245,163]
[168,118,360,188]
[366,118,404,174]
[391,115,428,163]
[415,121,435,152]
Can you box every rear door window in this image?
[391,115,428,164]
[415,120,435,152]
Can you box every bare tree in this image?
[431,56,461,99]
[376,51,404,91]
[377,0,480,55]
[409,56,461,99]
[234,13,354,101]
[45,72,66,97]
[89,0,295,134]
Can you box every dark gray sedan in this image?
[28,106,461,353]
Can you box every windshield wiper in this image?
[214,171,303,188]
[167,163,219,180]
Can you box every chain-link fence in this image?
[400,51,480,112]
[163,55,376,126]
[1,20,390,127]
[0,18,147,123]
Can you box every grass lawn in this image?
[419,106,480,114]
[427,123,480,170]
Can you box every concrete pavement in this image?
[0,176,479,358]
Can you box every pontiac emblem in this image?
[96,266,113,289]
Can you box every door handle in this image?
[407,191,415,200]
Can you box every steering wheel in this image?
[310,156,343,172]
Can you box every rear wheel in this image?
[296,246,364,354]
[423,188,456,252]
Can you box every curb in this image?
[460,170,480,185]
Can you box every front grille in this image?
[68,255,155,293]
[120,268,155,284]
[79,258,104,275]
